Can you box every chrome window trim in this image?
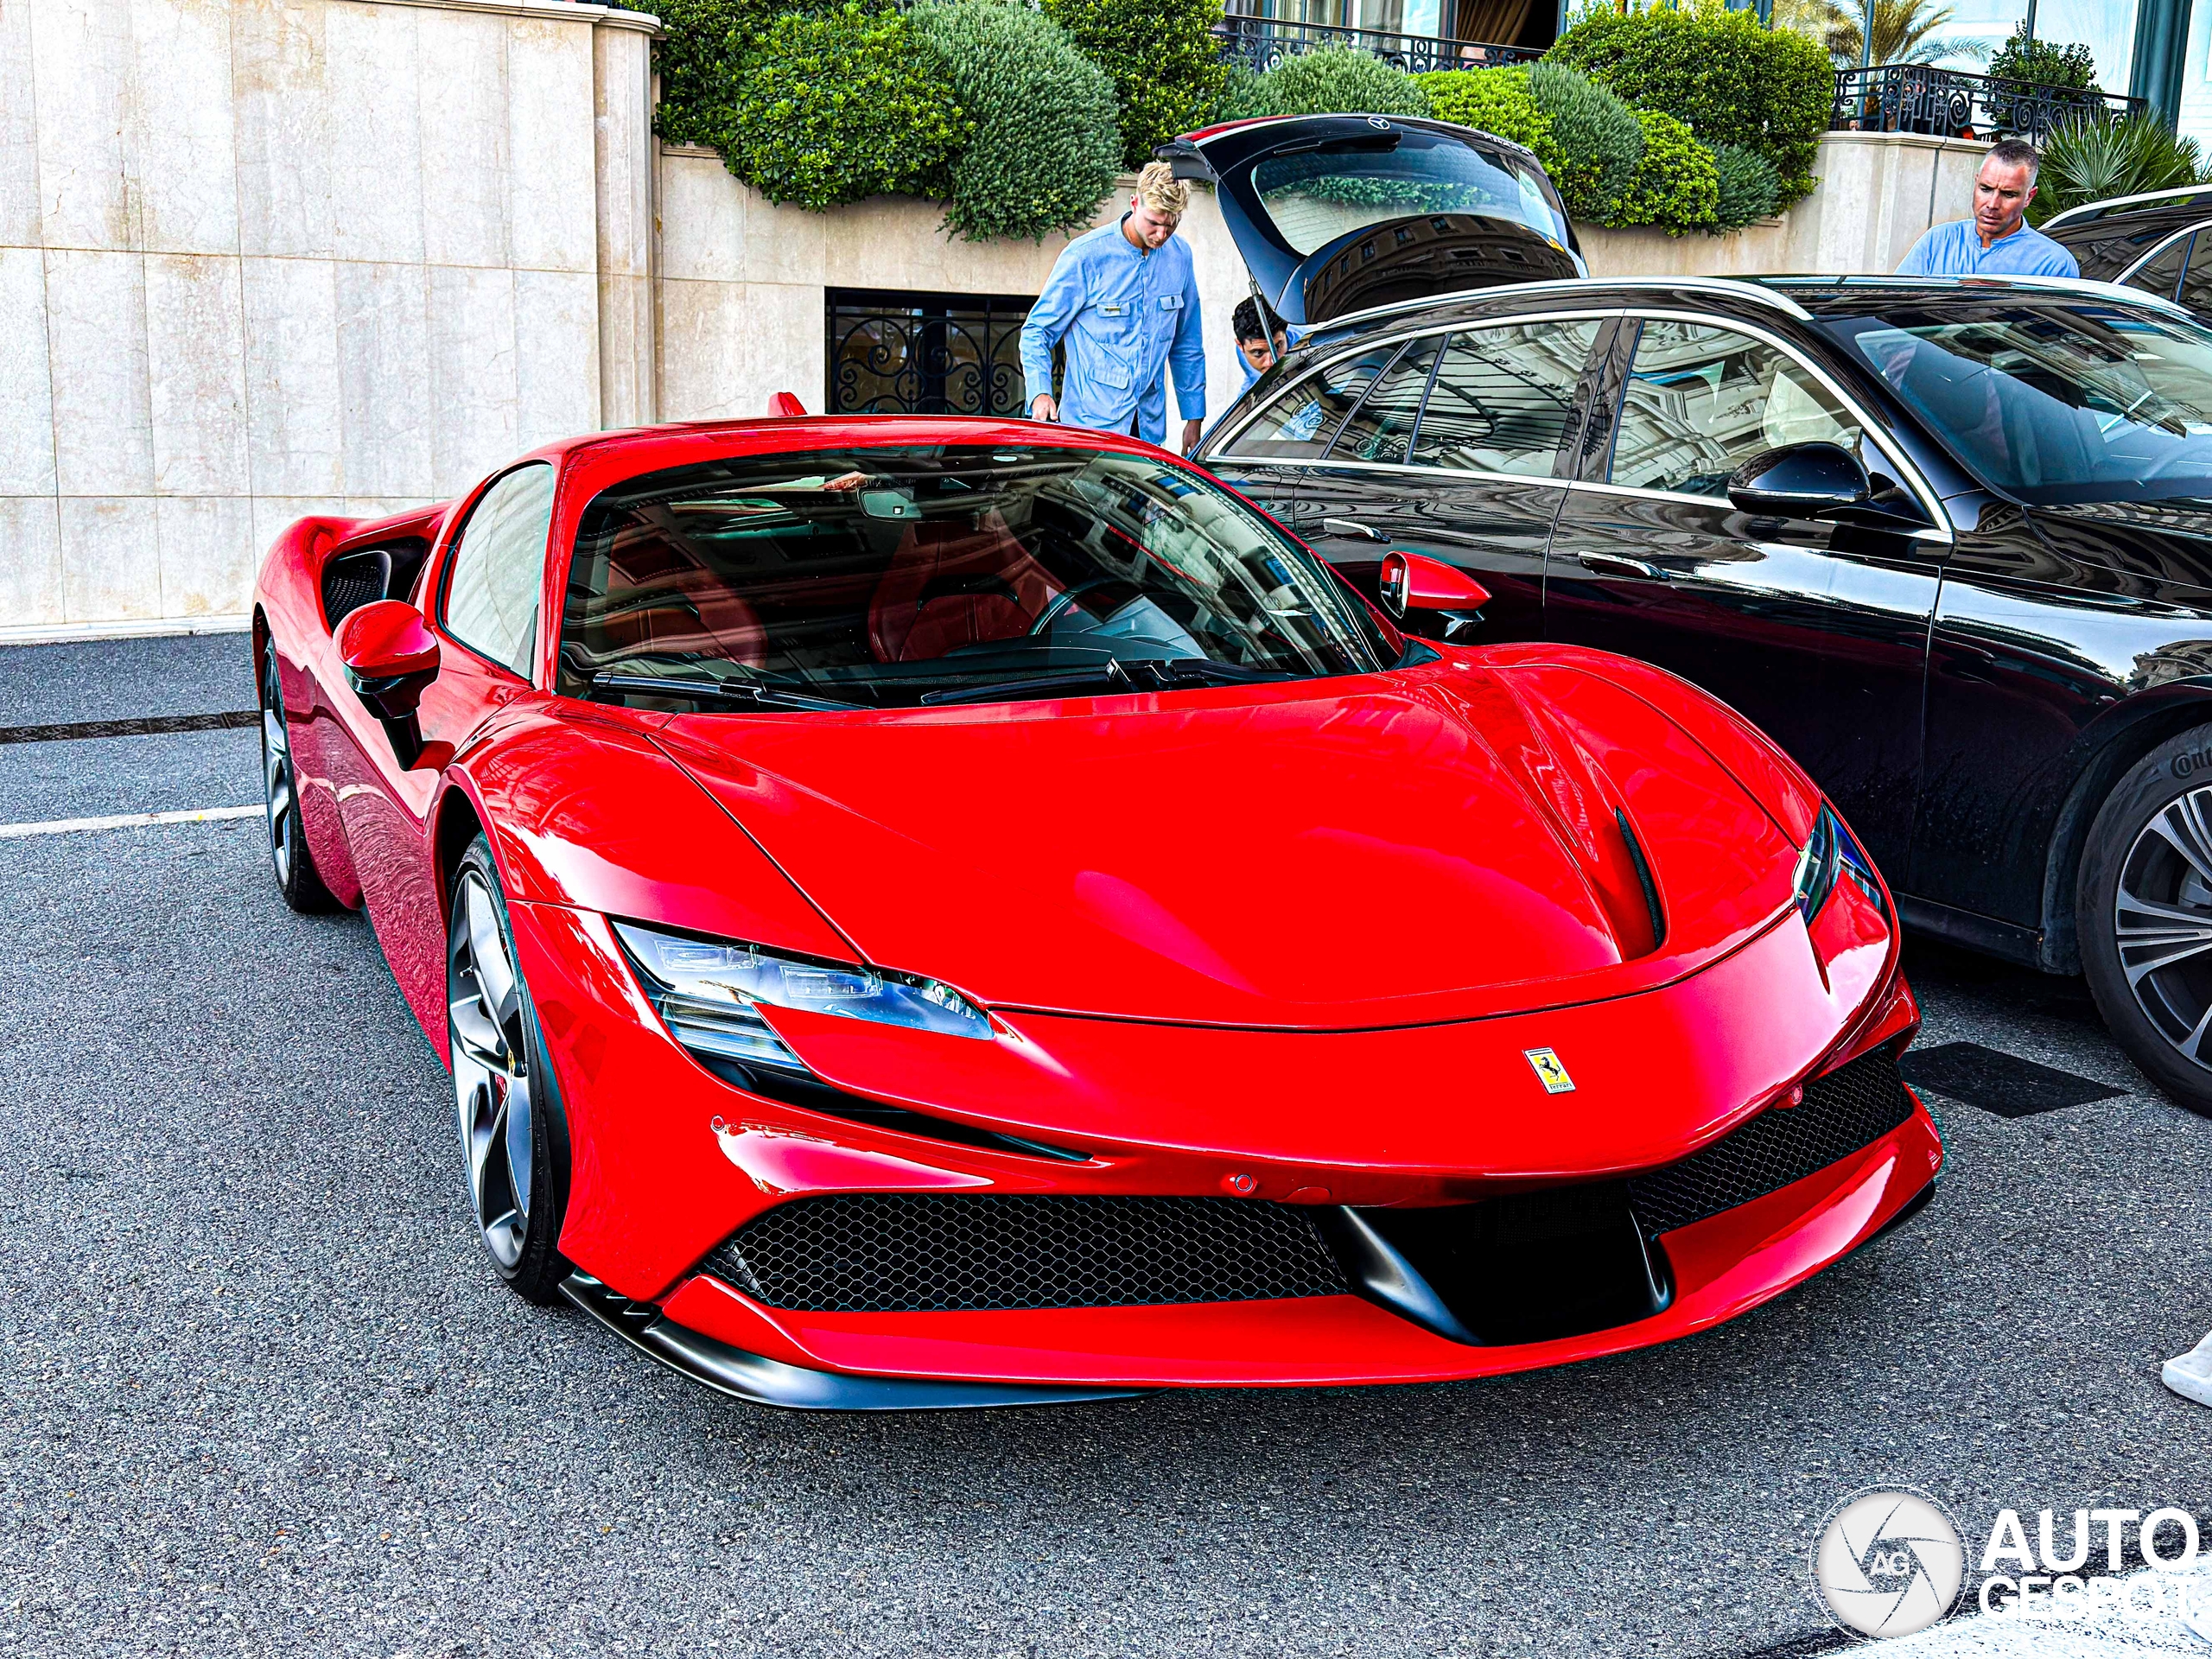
[1210,308,1622,459]
[1763,271,2198,323]
[1299,457,1576,488]
[2116,221,2212,289]
[1562,477,1950,543]
[2045,186,2212,230]
[1594,308,1953,545]
[1316,275,1814,335]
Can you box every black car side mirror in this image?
[1726,442,1872,519]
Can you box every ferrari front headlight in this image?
[1793,804,1887,924]
[613,921,992,1074]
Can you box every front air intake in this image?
[702,1193,1348,1313]
[1626,1046,1917,1235]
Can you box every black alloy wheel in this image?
[446,834,571,1300]
[259,640,339,913]
[2081,729,2212,1115]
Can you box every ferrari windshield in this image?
[557,444,1396,709]
[1251,130,1569,257]
[1821,299,2212,503]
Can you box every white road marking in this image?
[0,804,263,839]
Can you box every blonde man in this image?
[1020,162,1207,454]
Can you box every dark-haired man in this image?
[1894,138,2079,278]
[1232,296,1289,393]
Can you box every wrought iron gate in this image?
[824,289,1039,417]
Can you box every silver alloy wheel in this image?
[2114,785,2212,1065]
[448,869,535,1268]
[259,651,296,887]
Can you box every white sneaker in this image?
[2163,1332,2212,1407]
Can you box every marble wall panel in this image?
[0,497,65,628]
[30,0,137,251]
[593,27,652,283]
[127,0,237,255]
[514,268,599,448]
[597,271,654,430]
[658,279,821,423]
[658,152,746,284]
[145,253,248,494]
[325,1,423,266]
[244,255,342,497]
[46,248,153,495]
[426,264,519,496]
[156,493,256,615]
[232,0,334,259]
[0,0,40,246]
[419,12,512,270]
[0,248,55,496]
[60,494,162,620]
[334,260,434,499]
[507,17,595,274]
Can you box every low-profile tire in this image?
[258,639,340,913]
[446,834,572,1302]
[2079,728,2212,1116]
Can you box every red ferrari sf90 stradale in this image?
[252,416,1939,1409]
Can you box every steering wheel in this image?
[1027,577,1134,638]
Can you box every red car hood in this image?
[653,655,1803,1030]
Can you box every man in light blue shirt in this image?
[1895,138,2080,279]
[1021,162,1207,453]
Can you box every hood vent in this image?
[1615,808,1667,953]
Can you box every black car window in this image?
[2130,232,2192,303]
[1222,342,1405,460]
[2178,233,2212,313]
[1325,335,1442,466]
[442,461,556,678]
[1412,319,1602,476]
[1611,321,1864,498]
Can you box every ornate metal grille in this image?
[825,289,1036,418]
[1831,64,2140,145]
[1216,12,1538,75]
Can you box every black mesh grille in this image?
[703,1194,1348,1313]
[320,558,385,630]
[1627,1047,1916,1235]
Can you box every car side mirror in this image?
[1378,550,1491,619]
[1727,442,1875,520]
[337,600,442,768]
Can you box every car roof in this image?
[2044,185,2212,230]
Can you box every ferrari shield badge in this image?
[1523,1048,1575,1094]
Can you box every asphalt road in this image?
[3,632,2210,1658]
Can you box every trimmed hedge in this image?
[1043,0,1227,172]
[715,7,969,212]
[1547,1,1830,207]
[652,0,785,149]
[1416,67,1565,187]
[1710,140,1781,230]
[1612,107,1719,234]
[1221,43,1433,120]
[1527,60,1643,224]
[912,3,1122,242]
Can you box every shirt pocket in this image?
[1157,294,1184,314]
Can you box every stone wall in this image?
[0,0,654,641]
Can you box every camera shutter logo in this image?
[1812,1488,1966,1638]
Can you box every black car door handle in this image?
[1579,551,1666,580]
[1322,518,1387,542]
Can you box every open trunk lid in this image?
[1159,114,1583,329]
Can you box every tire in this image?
[258,640,340,913]
[446,834,572,1302]
[2079,728,2212,1116]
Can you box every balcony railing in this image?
[1832,64,2142,144]
[1215,14,1541,78]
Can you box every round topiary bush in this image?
[911,1,1123,242]
[1224,43,1431,120]
[1612,107,1719,235]
[1524,60,1643,226]
[1042,0,1227,172]
[710,6,970,212]
[1548,1,1830,207]
[1416,67,1565,178]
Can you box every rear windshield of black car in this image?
[1819,299,2212,504]
[556,444,1401,710]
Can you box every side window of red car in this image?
[442,462,556,680]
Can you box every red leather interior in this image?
[589,528,766,667]
[867,512,1063,664]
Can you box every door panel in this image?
[1542,318,1941,877]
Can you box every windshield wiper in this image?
[591,671,862,712]
[918,658,1292,707]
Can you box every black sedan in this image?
[1170,114,2212,1108]
[2046,184,2212,309]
